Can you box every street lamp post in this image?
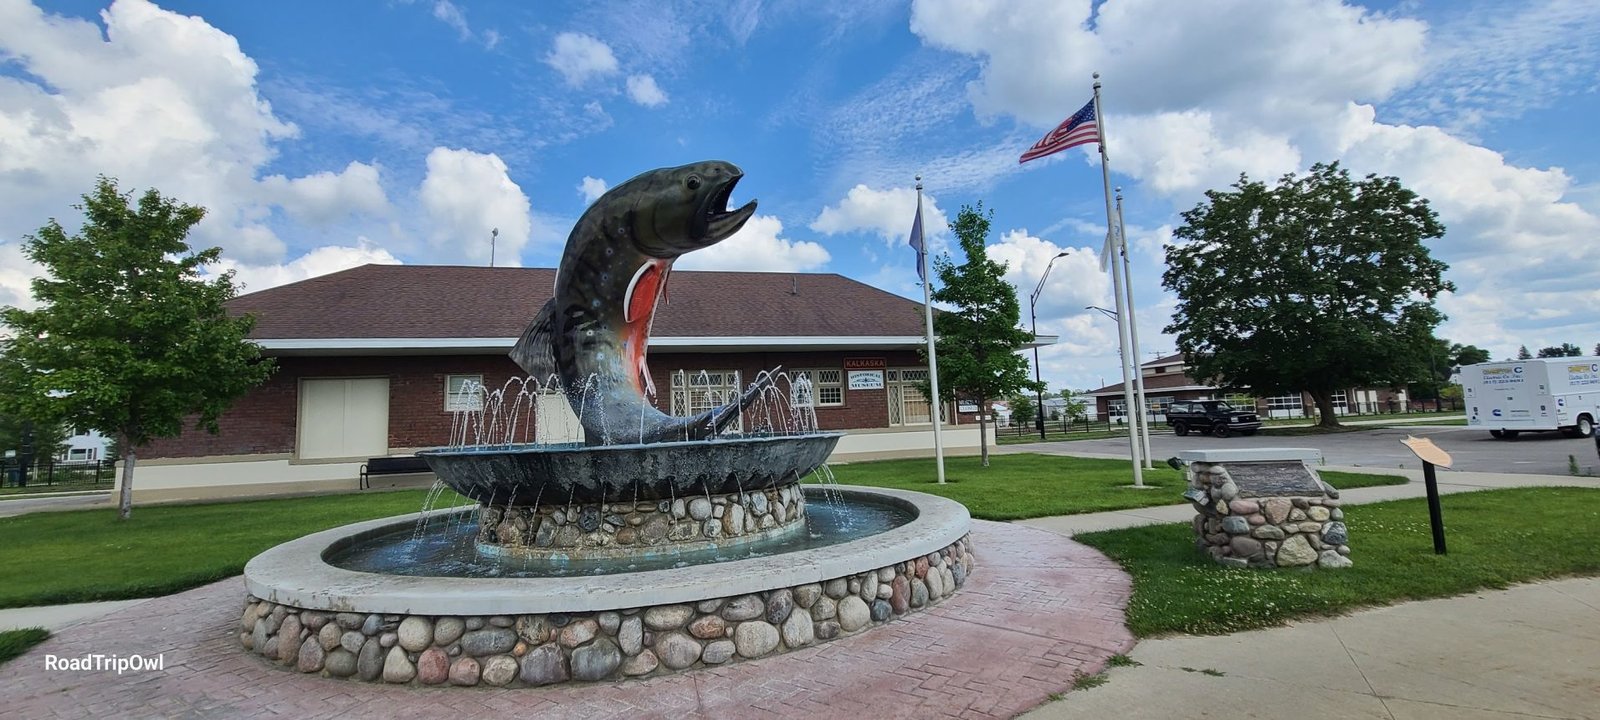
[1029,251,1070,439]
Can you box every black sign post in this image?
[1401,436,1452,555]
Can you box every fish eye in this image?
[686,175,701,190]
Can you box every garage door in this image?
[298,378,390,459]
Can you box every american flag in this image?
[1019,99,1098,164]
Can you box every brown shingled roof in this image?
[230,264,928,339]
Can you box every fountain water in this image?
[238,161,973,688]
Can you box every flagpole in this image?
[1093,72,1145,487]
[916,176,948,485]
[1116,187,1154,470]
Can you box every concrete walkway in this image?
[0,599,149,632]
[1022,576,1600,720]
[1019,466,1600,537]
[1018,468,1600,719]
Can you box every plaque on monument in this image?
[1227,461,1324,498]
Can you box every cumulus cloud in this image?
[577,176,608,204]
[907,0,1600,362]
[625,74,668,107]
[257,161,389,225]
[419,147,533,265]
[675,215,831,272]
[811,185,949,247]
[985,229,1111,320]
[544,32,619,87]
[215,238,402,294]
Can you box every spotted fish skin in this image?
[510,161,768,445]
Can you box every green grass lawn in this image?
[0,488,435,609]
[0,482,113,497]
[0,628,50,667]
[1076,487,1600,637]
[822,453,1404,521]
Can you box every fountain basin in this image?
[417,432,844,505]
[238,485,974,686]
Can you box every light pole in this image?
[490,227,499,268]
[1029,251,1070,439]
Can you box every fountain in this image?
[238,161,973,687]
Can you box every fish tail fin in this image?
[510,299,558,382]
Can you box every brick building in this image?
[1088,353,1409,424]
[136,265,1037,500]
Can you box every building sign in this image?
[843,357,887,370]
[847,370,885,390]
[1480,366,1524,386]
[1568,363,1600,387]
[957,403,979,413]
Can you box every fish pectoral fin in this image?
[510,298,558,384]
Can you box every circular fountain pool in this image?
[238,485,973,686]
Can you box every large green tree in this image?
[1163,163,1452,428]
[0,178,274,518]
[922,202,1038,466]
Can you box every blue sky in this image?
[3,0,1599,393]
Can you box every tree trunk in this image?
[978,394,990,467]
[1310,390,1342,429]
[118,445,136,521]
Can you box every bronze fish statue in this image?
[511,160,773,444]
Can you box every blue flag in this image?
[908,194,925,281]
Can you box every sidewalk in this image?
[0,598,149,632]
[1018,467,1600,537]
[1022,576,1600,720]
[1019,469,1600,719]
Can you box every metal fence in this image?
[0,457,117,490]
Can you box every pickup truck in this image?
[1167,400,1262,438]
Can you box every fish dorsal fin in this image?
[510,298,558,381]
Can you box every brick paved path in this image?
[0,520,1133,719]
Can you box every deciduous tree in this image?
[0,177,274,519]
[921,202,1039,466]
[1163,163,1452,428]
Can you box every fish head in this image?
[620,160,758,258]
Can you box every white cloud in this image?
[544,32,619,87]
[577,176,608,204]
[257,161,389,225]
[985,229,1112,321]
[419,147,532,265]
[625,74,668,107]
[908,0,1600,370]
[215,238,402,294]
[0,0,299,263]
[811,185,949,247]
[675,215,831,272]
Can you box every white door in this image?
[534,391,586,444]
[298,378,390,459]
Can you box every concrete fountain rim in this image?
[242,484,970,615]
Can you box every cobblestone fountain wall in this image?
[479,484,806,558]
[1186,461,1352,569]
[239,535,974,686]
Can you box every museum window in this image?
[790,368,843,407]
[670,370,745,432]
[445,374,485,412]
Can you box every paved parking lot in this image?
[1026,425,1600,477]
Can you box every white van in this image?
[1461,357,1600,439]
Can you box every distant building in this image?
[1086,353,1408,423]
[59,428,110,463]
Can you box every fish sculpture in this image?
[510,160,772,445]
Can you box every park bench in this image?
[359,456,432,489]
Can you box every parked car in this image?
[1167,400,1262,438]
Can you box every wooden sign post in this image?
[1400,436,1452,555]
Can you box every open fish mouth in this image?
[698,172,757,241]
